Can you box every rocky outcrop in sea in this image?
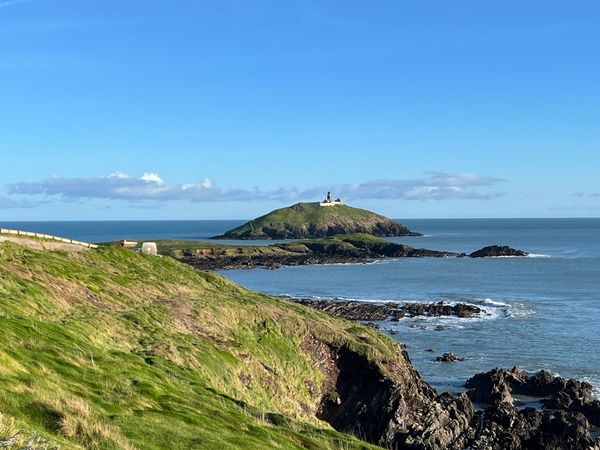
[469,245,529,258]
[305,346,600,450]
[292,298,482,321]
[178,238,528,271]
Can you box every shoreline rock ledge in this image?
[468,245,528,258]
[292,298,483,321]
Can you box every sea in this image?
[3,218,599,398]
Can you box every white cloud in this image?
[107,172,130,179]
[0,0,31,9]
[572,192,600,199]
[8,173,262,203]
[318,172,507,201]
[140,172,164,185]
[7,171,506,204]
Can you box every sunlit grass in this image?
[0,241,392,449]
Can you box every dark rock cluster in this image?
[306,347,600,450]
[293,299,483,322]
[465,367,600,427]
[462,367,600,449]
[179,239,529,271]
[435,352,465,362]
[468,245,529,258]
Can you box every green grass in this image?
[217,202,398,239]
[0,241,398,449]
[253,203,375,226]
[110,233,393,260]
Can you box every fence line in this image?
[0,228,99,249]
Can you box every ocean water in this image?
[3,218,599,397]
[223,218,600,397]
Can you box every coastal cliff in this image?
[213,202,421,239]
[0,239,455,449]
[0,239,594,450]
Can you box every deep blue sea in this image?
[3,218,599,397]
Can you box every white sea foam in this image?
[482,298,510,307]
[282,294,535,331]
[507,304,536,319]
[489,254,550,258]
[585,379,600,399]
[316,260,383,267]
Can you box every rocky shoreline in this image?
[175,236,528,271]
[297,300,600,449]
[291,298,483,321]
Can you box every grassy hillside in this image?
[0,240,400,449]
[214,203,418,239]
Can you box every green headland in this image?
[213,202,420,240]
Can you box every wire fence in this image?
[0,228,99,249]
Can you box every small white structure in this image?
[141,242,158,256]
[319,191,344,207]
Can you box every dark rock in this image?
[180,237,459,271]
[302,336,475,449]
[435,352,465,362]
[425,348,435,352]
[469,245,528,258]
[435,325,446,331]
[465,367,600,428]
[465,367,528,404]
[579,400,600,427]
[294,299,482,323]
[472,402,597,450]
[301,336,600,450]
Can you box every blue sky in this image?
[1,0,599,220]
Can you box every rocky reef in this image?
[465,367,600,427]
[435,352,465,362]
[462,367,600,449]
[308,349,600,450]
[293,298,483,321]
[174,234,529,271]
[180,235,456,270]
[469,245,529,258]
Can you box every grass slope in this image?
[0,241,398,449]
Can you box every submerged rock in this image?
[435,352,465,362]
